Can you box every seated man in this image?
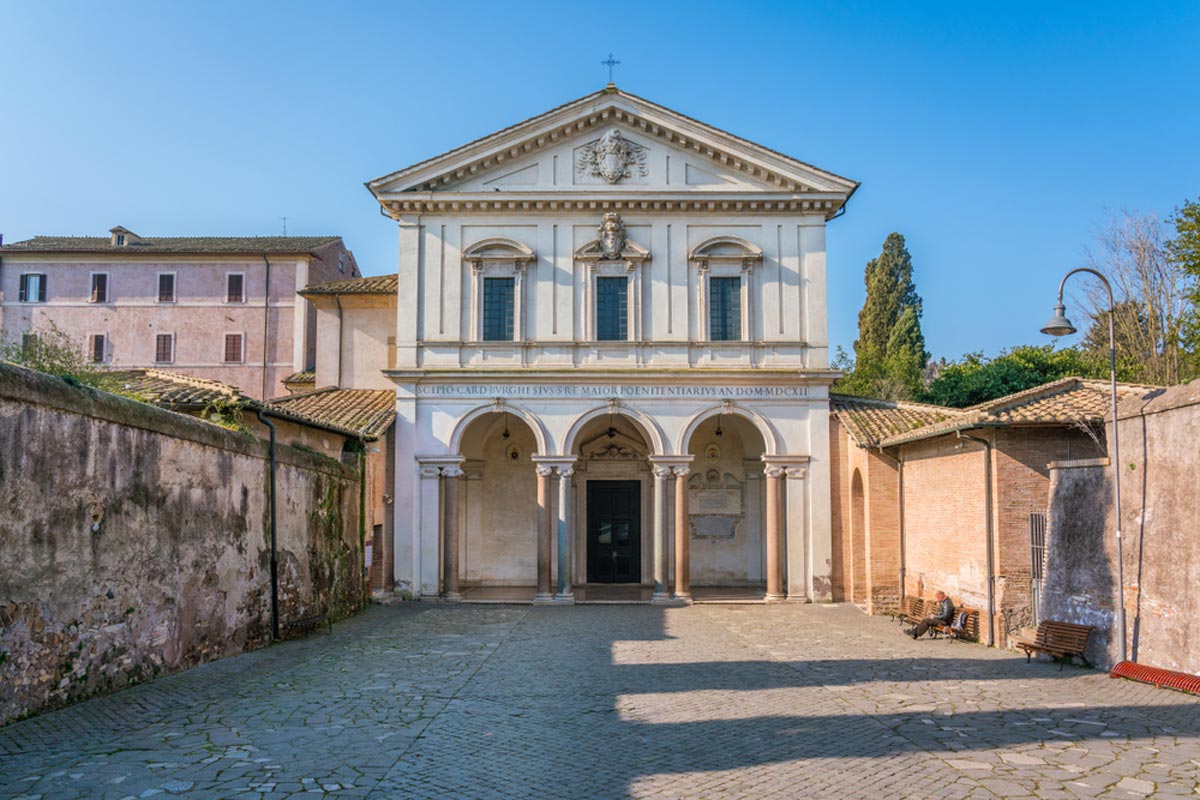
[907,591,954,639]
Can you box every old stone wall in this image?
[1045,380,1200,671]
[0,363,363,725]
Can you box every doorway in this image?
[586,480,641,583]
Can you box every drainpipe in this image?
[957,430,996,647]
[261,255,272,401]
[335,295,344,388]
[256,408,280,641]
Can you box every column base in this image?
[764,592,787,604]
[552,592,576,605]
[439,592,463,603]
[649,591,675,605]
[671,593,693,605]
[531,592,557,605]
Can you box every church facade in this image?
[352,86,856,602]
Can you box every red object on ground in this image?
[1111,661,1200,694]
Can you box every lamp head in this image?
[1040,303,1077,337]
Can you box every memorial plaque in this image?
[688,471,745,541]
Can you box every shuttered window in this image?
[596,277,628,341]
[155,334,174,363]
[18,273,47,303]
[226,273,245,303]
[224,334,244,363]
[90,273,109,303]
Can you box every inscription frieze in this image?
[416,384,808,399]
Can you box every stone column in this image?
[651,464,673,602]
[441,466,464,601]
[785,466,809,601]
[764,464,786,602]
[535,466,554,601]
[673,466,691,602]
[556,464,576,601]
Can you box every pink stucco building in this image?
[0,227,359,399]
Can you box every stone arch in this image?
[688,235,764,261]
[462,237,535,262]
[449,402,550,455]
[562,403,666,456]
[850,468,867,604]
[677,403,780,456]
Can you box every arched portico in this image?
[562,401,667,457]
[677,403,781,456]
[448,401,551,455]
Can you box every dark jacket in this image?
[934,597,954,623]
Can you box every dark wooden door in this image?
[586,480,641,583]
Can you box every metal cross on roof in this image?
[601,53,621,84]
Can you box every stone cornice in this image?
[379,195,843,219]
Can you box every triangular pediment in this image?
[368,88,858,207]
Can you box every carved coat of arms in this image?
[577,128,648,184]
[598,212,625,260]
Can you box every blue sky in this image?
[2,1,1197,359]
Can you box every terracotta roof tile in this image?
[830,394,960,448]
[0,235,343,255]
[267,388,396,440]
[107,368,241,407]
[282,370,316,386]
[299,274,397,296]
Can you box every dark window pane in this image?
[709,277,742,341]
[155,334,173,363]
[482,277,514,341]
[227,274,244,303]
[596,277,627,341]
[158,274,175,302]
[90,274,108,303]
[91,335,106,363]
[19,274,46,303]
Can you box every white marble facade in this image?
[363,86,857,602]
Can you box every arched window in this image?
[463,238,536,343]
[690,237,763,343]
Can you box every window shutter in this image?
[38,275,46,302]
[18,274,27,303]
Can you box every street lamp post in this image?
[1040,267,1127,664]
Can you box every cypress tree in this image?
[837,232,928,399]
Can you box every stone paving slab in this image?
[2,603,1199,799]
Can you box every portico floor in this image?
[3,604,1199,799]
[458,584,768,603]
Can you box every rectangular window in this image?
[90,273,109,303]
[155,333,174,364]
[157,273,175,303]
[21,333,39,358]
[226,273,245,303]
[116,233,126,246]
[224,333,244,363]
[18,273,47,303]
[709,277,742,341]
[482,277,515,341]
[91,334,107,363]
[596,277,628,341]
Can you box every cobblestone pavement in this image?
[3,603,1200,799]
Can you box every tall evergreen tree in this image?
[836,233,928,398]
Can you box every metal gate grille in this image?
[1029,511,1048,626]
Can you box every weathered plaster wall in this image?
[1045,380,1200,671]
[0,364,363,725]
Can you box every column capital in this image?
[652,464,675,478]
[785,466,808,480]
[558,466,575,478]
[672,465,691,478]
[763,465,786,479]
[535,465,556,477]
[442,466,465,479]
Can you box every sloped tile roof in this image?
[870,378,1160,448]
[282,370,316,386]
[107,368,242,407]
[267,388,396,440]
[830,394,960,448]
[1,235,342,255]
[299,273,397,296]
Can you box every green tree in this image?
[835,232,928,399]
[919,344,1124,408]
[1167,198,1200,362]
[1,322,111,387]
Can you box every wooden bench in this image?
[896,596,933,627]
[1017,620,1094,669]
[282,613,332,640]
[932,607,980,642]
